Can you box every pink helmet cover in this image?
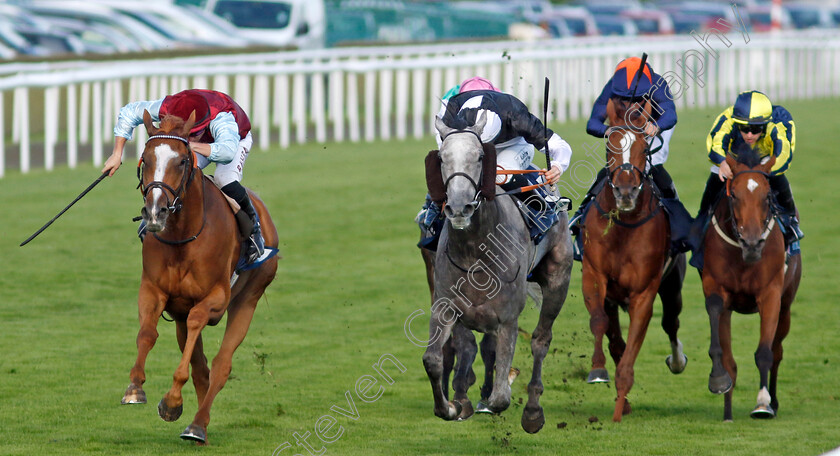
[459,76,500,93]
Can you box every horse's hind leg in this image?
[450,323,477,420]
[720,310,737,421]
[176,321,210,406]
[605,302,626,368]
[659,254,687,374]
[122,283,165,405]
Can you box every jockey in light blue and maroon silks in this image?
[103,89,265,263]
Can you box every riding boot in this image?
[689,173,726,253]
[769,174,804,244]
[415,194,442,232]
[569,167,608,235]
[221,182,265,263]
[651,164,692,252]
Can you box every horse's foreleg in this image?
[486,323,517,414]
[720,310,736,421]
[522,280,568,434]
[159,292,219,424]
[450,323,477,420]
[582,268,609,383]
[705,292,733,400]
[612,289,656,422]
[122,282,165,405]
[176,321,210,406]
[475,332,496,413]
[751,291,782,419]
[659,254,687,374]
[769,301,792,414]
[422,301,459,421]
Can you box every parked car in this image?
[744,4,793,32]
[620,9,675,35]
[539,6,598,37]
[660,1,752,34]
[24,1,178,51]
[783,4,835,29]
[593,15,638,36]
[204,0,326,49]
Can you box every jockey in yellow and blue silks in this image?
[696,90,803,244]
[569,56,692,252]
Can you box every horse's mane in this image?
[731,142,764,168]
[158,114,187,134]
[445,108,478,131]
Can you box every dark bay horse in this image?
[580,98,687,422]
[422,112,573,433]
[120,111,279,444]
[701,149,802,421]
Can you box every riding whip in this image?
[630,52,648,100]
[20,171,109,246]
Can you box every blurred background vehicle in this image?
[203,0,326,49]
[783,3,835,29]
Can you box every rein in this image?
[137,134,207,245]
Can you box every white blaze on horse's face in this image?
[747,178,759,193]
[620,131,635,171]
[146,144,179,229]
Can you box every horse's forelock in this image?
[732,143,764,169]
[158,114,187,134]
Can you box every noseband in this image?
[605,126,650,192]
[725,169,776,244]
[137,134,196,214]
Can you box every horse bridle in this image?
[605,125,651,193]
[137,134,206,245]
[725,169,776,244]
[137,134,196,214]
[439,129,486,205]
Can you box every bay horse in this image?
[120,111,279,444]
[701,148,802,421]
[579,97,687,422]
[422,112,573,433]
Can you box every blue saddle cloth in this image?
[236,246,280,273]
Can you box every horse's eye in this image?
[180,159,187,166]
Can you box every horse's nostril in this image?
[443,205,454,218]
[463,203,477,217]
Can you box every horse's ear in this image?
[181,110,197,138]
[434,116,452,140]
[759,153,776,173]
[724,152,738,172]
[471,110,487,137]
[606,98,617,126]
[425,150,446,205]
[143,110,159,136]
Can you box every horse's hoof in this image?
[121,383,147,404]
[521,405,545,434]
[587,368,610,383]
[455,399,474,421]
[666,354,688,374]
[750,404,776,419]
[180,423,207,443]
[475,400,496,415]
[708,373,733,395]
[158,398,183,422]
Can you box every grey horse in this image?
[421,112,574,433]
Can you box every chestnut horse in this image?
[701,148,802,421]
[580,98,687,422]
[120,111,279,444]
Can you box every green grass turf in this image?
[0,97,838,455]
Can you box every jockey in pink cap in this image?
[417,76,573,247]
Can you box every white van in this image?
[204,0,325,49]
